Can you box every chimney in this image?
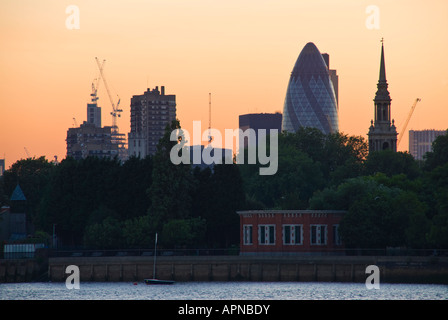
[161,86,165,95]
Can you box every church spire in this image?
[368,39,398,153]
[375,38,391,102]
[379,38,386,82]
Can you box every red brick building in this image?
[237,210,346,255]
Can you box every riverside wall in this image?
[0,259,43,283]
[40,255,448,284]
[2,255,447,284]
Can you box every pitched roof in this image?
[10,184,26,201]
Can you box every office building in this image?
[66,122,118,160]
[239,113,282,148]
[87,103,101,128]
[368,42,398,152]
[0,159,5,176]
[409,129,447,160]
[321,53,339,107]
[66,83,127,161]
[189,145,233,169]
[128,86,176,158]
[282,42,339,134]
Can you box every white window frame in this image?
[333,224,342,246]
[243,224,253,245]
[258,224,275,245]
[310,224,327,245]
[283,224,303,245]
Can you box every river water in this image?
[1,281,447,300]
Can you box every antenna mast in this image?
[208,93,212,143]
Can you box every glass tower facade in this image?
[282,42,338,134]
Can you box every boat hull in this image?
[144,279,175,285]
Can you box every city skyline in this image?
[1,1,448,168]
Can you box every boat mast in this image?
[153,233,158,279]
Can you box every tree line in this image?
[1,122,447,250]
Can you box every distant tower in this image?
[409,129,447,160]
[87,74,102,128]
[282,42,339,134]
[0,158,5,176]
[368,40,398,152]
[239,113,282,149]
[128,86,176,158]
[322,53,339,108]
[87,103,101,128]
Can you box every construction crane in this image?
[95,57,122,133]
[397,98,421,147]
[24,147,31,158]
[90,59,104,104]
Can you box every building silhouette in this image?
[321,53,339,107]
[0,184,27,242]
[239,112,282,148]
[409,129,447,160]
[87,102,102,128]
[66,85,127,161]
[66,122,119,160]
[128,86,177,158]
[368,41,398,152]
[189,145,233,169]
[282,42,339,134]
[0,158,5,176]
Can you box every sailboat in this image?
[144,233,175,285]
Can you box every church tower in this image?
[368,40,398,152]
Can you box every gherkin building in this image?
[282,42,338,134]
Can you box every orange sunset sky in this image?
[1,0,447,169]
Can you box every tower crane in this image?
[95,57,122,134]
[397,98,421,147]
[24,147,31,158]
[90,59,104,104]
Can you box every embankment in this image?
[0,259,45,282]
[41,255,448,284]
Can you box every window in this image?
[310,225,327,245]
[259,225,275,245]
[283,225,303,245]
[243,225,253,245]
[333,225,342,246]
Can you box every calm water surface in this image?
[1,281,447,300]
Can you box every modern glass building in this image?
[282,42,339,134]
